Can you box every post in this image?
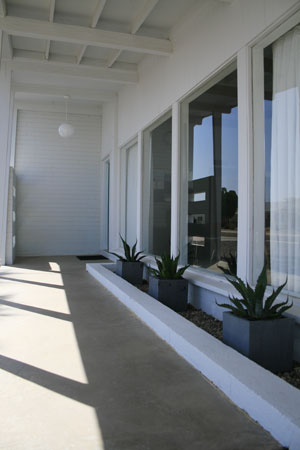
[170,101,180,257]
[0,33,13,265]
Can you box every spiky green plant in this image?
[216,265,292,320]
[110,236,145,262]
[217,252,237,275]
[149,254,189,280]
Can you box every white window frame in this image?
[101,157,110,251]
[179,60,240,277]
[142,110,172,256]
[252,11,300,297]
[119,137,139,248]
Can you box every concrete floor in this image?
[0,256,282,450]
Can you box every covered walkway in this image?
[0,257,281,450]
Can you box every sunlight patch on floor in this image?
[0,368,104,450]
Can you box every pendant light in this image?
[58,95,74,138]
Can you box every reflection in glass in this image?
[125,143,137,246]
[186,70,238,274]
[264,26,300,293]
[143,117,172,255]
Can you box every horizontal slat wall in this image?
[15,110,101,256]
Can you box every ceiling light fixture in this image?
[58,95,74,138]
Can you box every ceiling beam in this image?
[131,0,159,34]
[1,31,12,58]
[90,0,107,28]
[0,0,6,18]
[77,0,107,65]
[7,57,138,84]
[13,82,116,102]
[0,15,172,56]
[107,49,121,68]
[107,0,159,68]
[45,0,55,60]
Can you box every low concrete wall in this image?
[87,262,300,450]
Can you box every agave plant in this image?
[216,265,292,320]
[110,236,145,262]
[149,254,189,280]
[217,252,237,275]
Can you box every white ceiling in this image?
[0,0,206,106]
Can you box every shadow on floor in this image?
[1,257,282,450]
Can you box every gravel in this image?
[135,283,300,390]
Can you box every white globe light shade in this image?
[58,123,74,138]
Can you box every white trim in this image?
[252,46,265,284]
[0,62,12,264]
[136,131,143,251]
[119,137,138,244]
[171,101,180,257]
[237,46,253,281]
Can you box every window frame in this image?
[142,109,172,256]
[119,137,138,246]
[252,11,300,297]
[179,60,239,276]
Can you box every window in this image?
[120,142,138,246]
[262,26,300,293]
[180,69,238,274]
[143,114,172,255]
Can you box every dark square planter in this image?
[116,261,144,285]
[148,275,188,312]
[223,312,294,372]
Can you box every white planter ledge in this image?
[87,262,300,450]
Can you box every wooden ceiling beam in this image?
[45,0,56,60]
[0,0,6,18]
[0,15,172,56]
[131,0,159,34]
[13,82,116,102]
[7,57,138,84]
[77,0,107,65]
[107,0,159,68]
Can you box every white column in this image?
[108,97,120,250]
[136,130,143,251]
[237,46,254,281]
[252,46,265,283]
[170,101,180,257]
[0,34,13,265]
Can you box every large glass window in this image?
[143,114,172,255]
[181,69,238,274]
[263,25,300,293]
[120,142,138,247]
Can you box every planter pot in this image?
[116,261,144,285]
[148,276,188,312]
[223,312,294,372]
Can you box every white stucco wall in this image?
[117,0,299,146]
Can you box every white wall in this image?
[117,0,299,146]
[14,107,102,256]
